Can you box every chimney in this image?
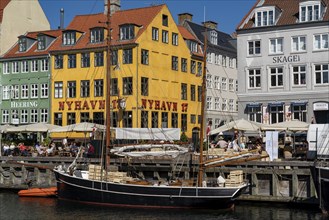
[202,21,218,30]
[105,0,121,15]
[178,13,193,25]
[60,8,64,29]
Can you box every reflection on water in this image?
[0,190,326,220]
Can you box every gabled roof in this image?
[50,4,165,52]
[2,30,62,59]
[177,25,203,57]
[0,0,10,23]
[237,0,329,30]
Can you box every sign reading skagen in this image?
[273,55,300,63]
[11,101,38,108]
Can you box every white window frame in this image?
[229,99,234,111]
[12,61,19,73]
[172,33,178,46]
[2,110,9,124]
[11,85,19,99]
[210,31,217,45]
[270,38,283,54]
[54,82,63,98]
[162,30,169,43]
[229,79,234,91]
[207,53,212,63]
[214,97,220,110]
[3,62,10,74]
[206,74,212,89]
[120,25,134,40]
[292,36,306,52]
[299,2,321,22]
[2,86,10,100]
[214,54,219,65]
[21,109,28,123]
[214,76,220,90]
[222,98,227,111]
[248,69,261,89]
[314,33,329,50]
[31,60,38,72]
[21,60,29,73]
[40,109,48,123]
[41,83,48,98]
[31,84,38,98]
[270,67,284,87]
[41,59,49,72]
[90,28,104,43]
[21,84,29,99]
[255,9,275,27]
[248,40,261,56]
[221,77,227,91]
[30,109,38,123]
[314,64,329,85]
[63,32,76,45]
[206,96,212,110]
[292,65,306,86]
[152,27,159,41]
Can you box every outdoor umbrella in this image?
[261,120,309,131]
[6,123,61,132]
[209,118,263,135]
[0,124,14,133]
[50,122,106,133]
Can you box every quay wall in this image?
[0,156,319,205]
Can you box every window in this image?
[189,41,198,52]
[214,98,220,110]
[54,113,63,126]
[222,56,227,67]
[94,79,104,97]
[120,25,134,40]
[247,105,262,123]
[123,49,133,64]
[21,61,29,73]
[270,67,283,87]
[41,83,48,98]
[152,27,159,41]
[123,77,133,95]
[181,114,187,132]
[210,31,217,45]
[94,52,104,66]
[215,54,220,65]
[161,112,168,128]
[162,14,168,26]
[248,40,261,55]
[172,33,178,46]
[37,35,46,50]
[3,86,10,100]
[172,56,178,70]
[21,109,28,123]
[292,104,307,122]
[63,31,76,45]
[221,77,227,91]
[181,58,187,72]
[270,38,283,54]
[68,54,76,68]
[141,77,148,96]
[190,85,195,101]
[248,69,261,88]
[31,84,38,98]
[81,80,90,97]
[3,62,9,74]
[110,78,118,96]
[19,38,27,52]
[190,60,196,74]
[21,109,29,123]
[67,112,76,125]
[41,59,49,72]
[181,83,187,100]
[141,111,148,128]
[269,105,284,124]
[229,99,235,111]
[55,55,64,69]
[292,36,306,52]
[21,84,28,99]
[314,34,328,50]
[162,30,169,43]
[67,81,76,98]
[293,66,306,86]
[141,49,149,65]
[197,62,202,76]
[206,96,212,110]
[256,10,274,27]
[229,79,234,91]
[152,111,158,128]
[54,82,63,98]
[11,85,19,99]
[2,110,9,124]
[90,28,104,43]
[123,111,133,128]
[206,74,212,89]
[198,86,202,102]
[300,3,321,22]
[30,109,38,123]
[40,109,48,123]
[315,64,329,84]
[207,53,212,63]
[93,112,104,125]
[31,60,38,72]
[222,98,227,111]
[214,76,220,90]
[81,53,90,68]
[111,112,117,127]
[12,61,19,73]
[80,112,90,122]
[171,113,178,128]
[11,109,19,124]
[111,50,118,66]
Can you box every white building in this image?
[236,0,329,124]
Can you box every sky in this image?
[39,0,256,35]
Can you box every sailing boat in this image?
[53,0,249,209]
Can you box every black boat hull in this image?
[318,167,329,214]
[54,170,247,209]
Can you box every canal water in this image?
[0,190,326,220]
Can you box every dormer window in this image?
[19,38,27,52]
[63,31,76,45]
[162,14,168,26]
[90,28,104,43]
[37,35,46,50]
[189,41,198,53]
[256,10,274,27]
[210,31,217,45]
[299,1,323,22]
[120,25,134,40]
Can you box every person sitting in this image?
[70,142,79,156]
[3,143,10,156]
[18,143,28,156]
[35,142,46,156]
[86,143,95,158]
[215,135,228,149]
[228,138,241,152]
[46,141,56,156]
[9,142,16,156]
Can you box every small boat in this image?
[18,187,57,197]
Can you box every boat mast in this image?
[197,24,208,187]
[105,0,112,166]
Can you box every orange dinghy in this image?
[18,187,57,197]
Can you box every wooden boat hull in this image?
[54,169,247,209]
[18,187,57,197]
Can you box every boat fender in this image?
[202,180,207,187]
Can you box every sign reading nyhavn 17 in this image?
[58,100,105,110]
[273,55,300,63]
[141,99,188,112]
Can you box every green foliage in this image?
[180,132,189,143]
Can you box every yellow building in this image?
[50,4,204,139]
